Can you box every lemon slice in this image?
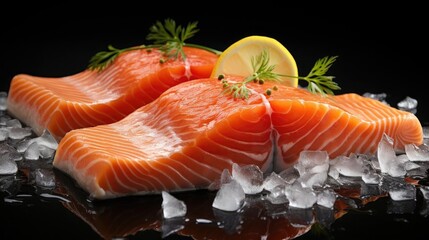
[211,35,298,87]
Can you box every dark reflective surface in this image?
[1,153,429,239]
[1,10,429,240]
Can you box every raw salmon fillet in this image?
[53,78,423,199]
[6,47,218,141]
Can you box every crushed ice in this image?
[210,129,429,210]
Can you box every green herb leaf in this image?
[146,19,199,60]
[87,19,220,72]
[221,50,340,99]
[298,56,340,95]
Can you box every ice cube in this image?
[328,167,339,180]
[161,191,187,219]
[34,168,56,187]
[361,170,381,184]
[285,183,317,208]
[232,163,264,194]
[0,154,18,175]
[331,154,364,177]
[0,129,8,141]
[405,143,429,161]
[404,161,420,171]
[36,130,58,150]
[7,127,32,140]
[266,185,288,204]
[377,133,406,177]
[0,143,22,161]
[298,172,327,188]
[263,172,287,192]
[212,179,245,211]
[6,119,21,128]
[24,142,40,160]
[294,150,329,176]
[208,168,232,191]
[388,183,416,201]
[278,167,299,184]
[397,96,418,110]
[316,189,336,209]
[39,145,56,159]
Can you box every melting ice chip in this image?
[377,133,406,177]
[24,142,40,160]
[278,167,299,184]
[384,178,416,201]
[294,151,329,188]
[161,191,187,219]
[266,185,288,204]
[317,189,336,209]
[34,168,55,188]
[212,179,245,211]
[7,127,32,140]
[232,163,264,194]
[0,129,9,141]
[397,96,418,110]
[331,154,364,177]
[208,168,232,191]
[263,172,287,192]
[362,170,381,184]
[285,183,317,209]
[297,172,327,188]
[295,150,329,176]
[0,154,18,175]
[405,144,429,161]
[6,119,22,128]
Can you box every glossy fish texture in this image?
[6,47,218,141]
[53,77,423,199]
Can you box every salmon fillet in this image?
[6,47,218,141]
[53,78,423,199]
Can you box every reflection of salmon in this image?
[53,77,423,199]
[6,47,218,141]
[55,170,312,240]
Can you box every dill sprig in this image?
[297,56,340,95]
[146,19,199,60]
[222,50,282,99]
[88,19,221,71]
[220,50,340,99]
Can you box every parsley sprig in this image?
[88,19,221,71]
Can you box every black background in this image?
[1,7,428,124]
[1,6,429,239]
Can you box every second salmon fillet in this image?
[53,78,423,199]
[6,47,218,141]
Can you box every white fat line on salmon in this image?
[183,57,193,80]
[292,104,336,150]
[257,91,279,173]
